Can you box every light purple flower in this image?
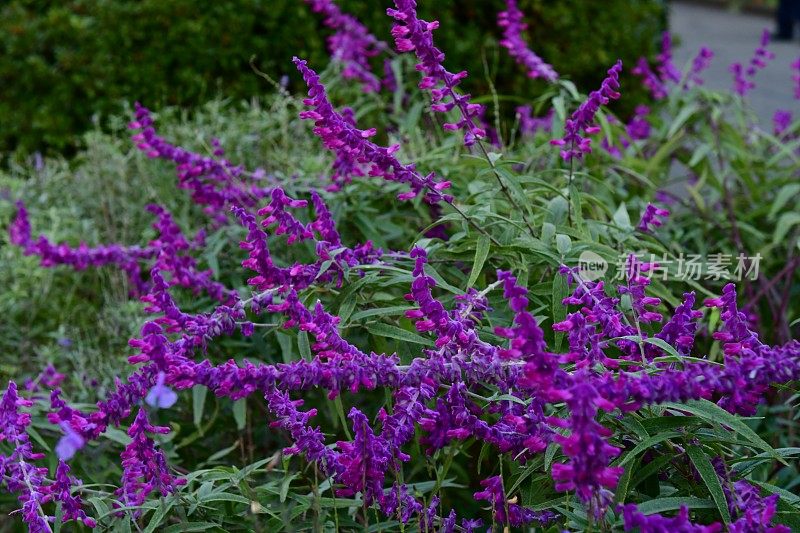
[145,372,178,409]
[55,421,85,461]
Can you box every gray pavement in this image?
[670,1,799,123]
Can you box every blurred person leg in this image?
[773,0,799,41]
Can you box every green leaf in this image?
[466,234,491,289]
[202,492,250,505]
[54,502,63,533]
[366,323,434,347]
[616,432,681,466]
[163,523,223,533]
[769,184,800,219]
[617,335,681,359]
[634,497,715,515]
[667,103,698,138]
[555,234,572,255]
[144,499,175,533]
[298,331,312,361]
[664,400,775,455]
[686,446,731,523]
[773,212,800,244]
[233,399,246,431]
[350,305,413,321]
[612,203,632,230]
[552,275,568,351]
[193,385,208,428]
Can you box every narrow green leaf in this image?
[366,323,434,346]
[773,212,800,244]
[466,234,491,289]
[298,331,312,361]
[144,500,175,533]
[552,275,568,351]
[233,399,246,431]
[664,400,775,455]
[617,432,681,466]
[686,446,731,523]
[635,497,715,515]
[193,385,208,428]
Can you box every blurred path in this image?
[670,1,798,123]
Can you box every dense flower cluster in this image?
[497,0,558,83]
[4,4,800,532]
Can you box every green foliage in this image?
[0,0,666,154]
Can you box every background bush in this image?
[0,0,666,154]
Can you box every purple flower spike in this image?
[637,203,670,232]
[686,46,714,88]
[551,60,623,161]
[620,503,723,532]
[294,57,453,204]
[730,29,775,97]
[304,0,385,93]
[145,372,178,409]
[56,421,85,461]
[387,0,486,146]
[497,0,558,83]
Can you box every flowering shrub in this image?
[1,0,799,531]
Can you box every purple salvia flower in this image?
[336,408,394,504]
[52,461,97,528]
[657,32,681,84]
[304,0,385,93]
[637,202,670,232]
[551,60,623,161]
[685,46,715,88]
[656,292,702,356]
[294,57,453,203]
[387,1,486,146]
[627,105,652,141]
[474,475,555,526]
[497,0,558,82]
[551,375,623,514]
[129,104,271,224]
[632,57,668,99]
[0,382,62,532]
[145,371,178,409]
[55,421,85,461]
[516,106,553,136]
[730,29,775,97]
[729,480,791,533]
[493,270,547,361]
[620,503,722,532]
[379,483,424,523]
[326,107,366,192]
[773,110,793,137]
[619,255,663,324]
[116,408,185,514]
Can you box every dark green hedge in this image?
[0,0,666,154]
